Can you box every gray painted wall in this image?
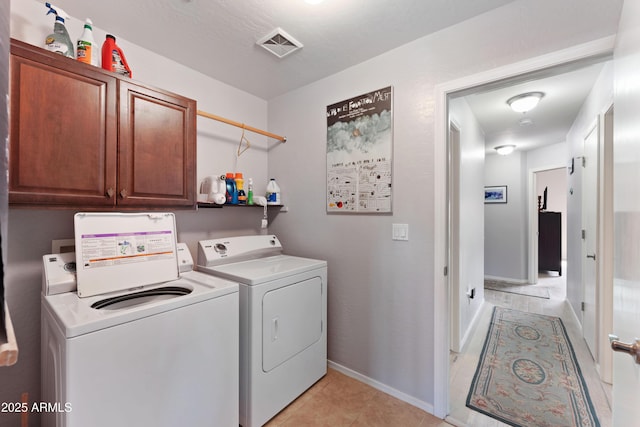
[484,151,529,281]
[2,2,272,425]
[267,0,620,406]
[0,0,623,422]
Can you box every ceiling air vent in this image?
[257,28,303,59]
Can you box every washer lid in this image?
[202,254,326,285]
[74,212,180,298]
[42,274,238,338]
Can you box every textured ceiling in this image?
[462,59,610,153]
[46,0,621,153]
[51,0,516,100]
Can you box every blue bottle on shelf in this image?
[225,172,238,204]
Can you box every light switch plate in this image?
[392,223,409,241]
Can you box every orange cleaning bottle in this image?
[101,34,132,77]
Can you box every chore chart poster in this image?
[326,86,393,213]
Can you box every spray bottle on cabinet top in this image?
[77,19,98,66]
[44,3,74,58]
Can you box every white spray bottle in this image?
[44,3,74,59]
[77,19,98,66]
[210,175,226,205]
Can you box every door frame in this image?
[432,36,616,418]
[582,119,600,360]
[599,104,614,383]
[448,122,462,352]
[528,165,567,285]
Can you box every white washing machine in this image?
[41,212,239,427]
[197,235,327,427]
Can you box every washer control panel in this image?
[197,235,282,268]
[42,252,77,295]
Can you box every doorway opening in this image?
[432,37,616,422]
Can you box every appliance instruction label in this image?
[79,230,174,269]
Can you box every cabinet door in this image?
[9,44,118,206]
[118,81,196,207]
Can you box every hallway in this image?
[447,267,613,426]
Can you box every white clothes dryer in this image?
[41,213,240,427]
[197,235,327,427]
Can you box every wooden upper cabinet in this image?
[8,39,197,209]
[9,40,118,206]
[117,81,196,207]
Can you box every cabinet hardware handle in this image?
[609,334,640,364]
[120,189,128,199]
[586,253,596,260]
[106,188,114,198]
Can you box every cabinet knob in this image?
[106,188,114,198]
[120,189,128,199]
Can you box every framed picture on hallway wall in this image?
[485,185,507,204]
[326,86,393,213]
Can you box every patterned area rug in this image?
[484,279,550,299]
[466,307,600,427]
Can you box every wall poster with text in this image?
[326,86,393,213]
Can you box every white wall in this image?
[612,0,640,421]
[266,0,620,408]
[2,2,272,424]
[565,61,613,320]
[449,98,485,351]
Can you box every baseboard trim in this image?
[459,299,487,352]
[327,360,437,417]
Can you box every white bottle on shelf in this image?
[266,178,281,205]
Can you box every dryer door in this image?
[262,277,323,372]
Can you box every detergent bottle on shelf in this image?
[266,178,281,205]
[101,34,132,77]
[225,173,238,204]
[44,3,74,58]
[235,173,247,205]
[77,19,98,66]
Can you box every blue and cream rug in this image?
[466,307,600,427]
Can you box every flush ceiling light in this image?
[495,144,516,155]
[507,92,544,113]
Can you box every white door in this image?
[612,0,640,424]
[582,123,598,359]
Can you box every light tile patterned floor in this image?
[265,264,612,427]
[447,266,613,427]
[265,368,452,427]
